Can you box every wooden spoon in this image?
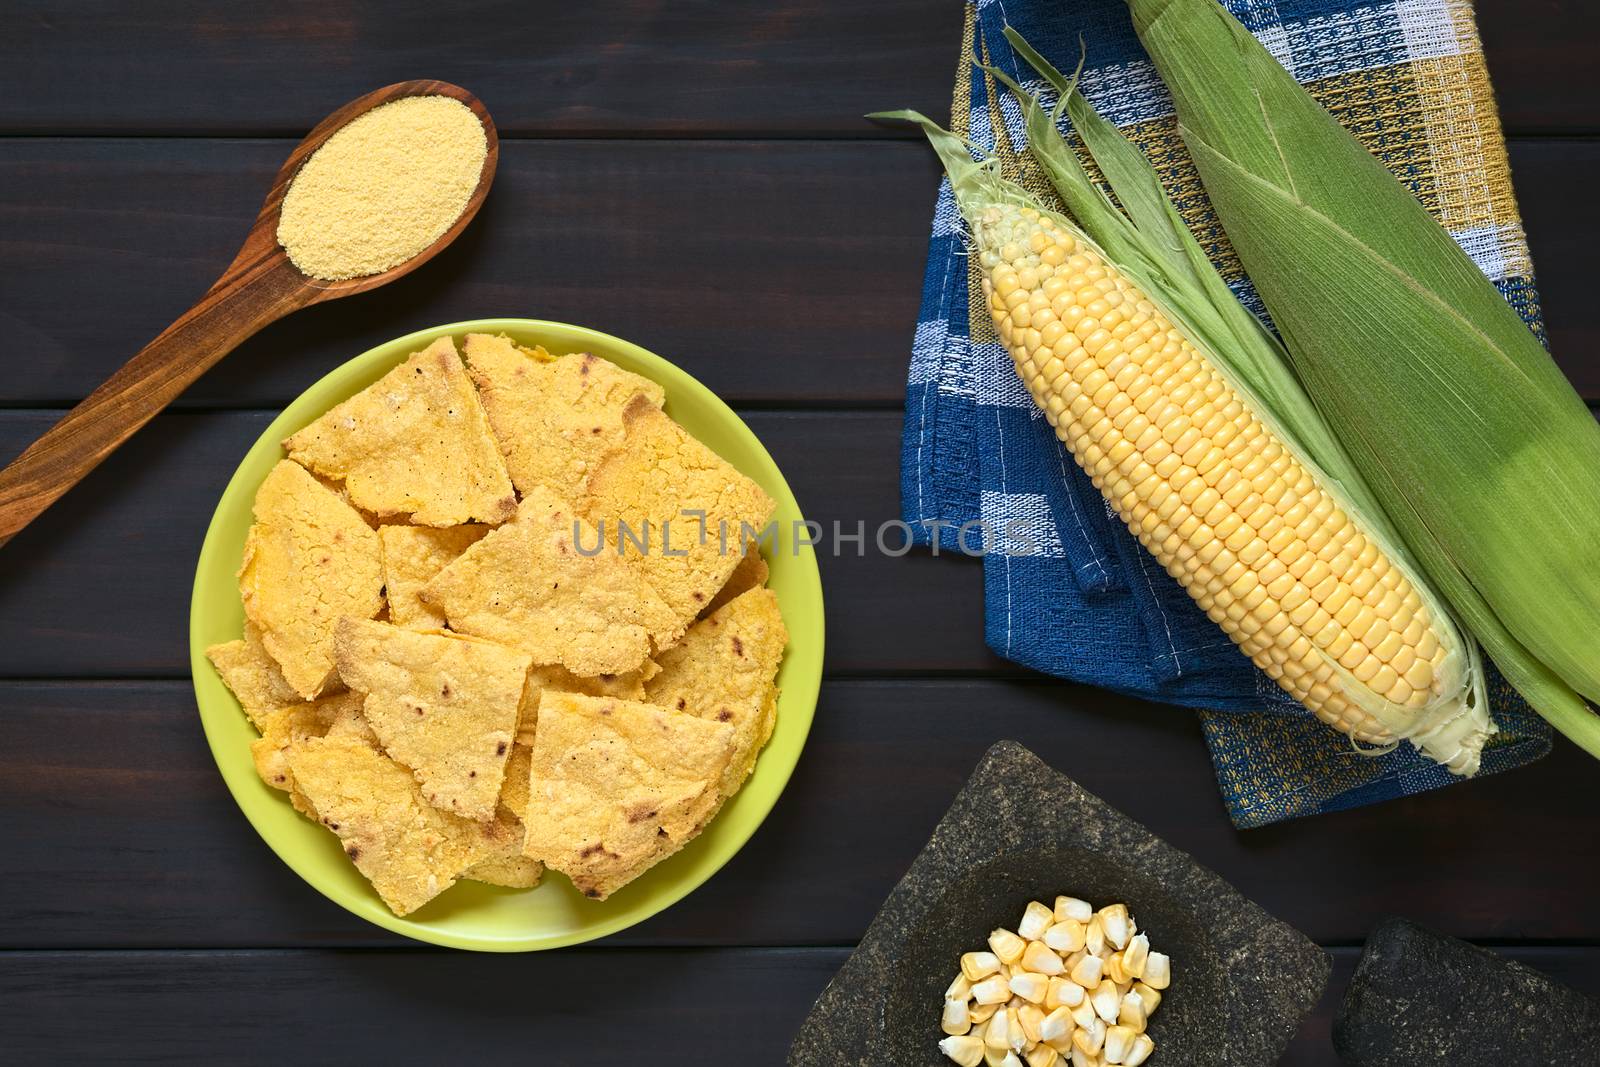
[0,79,498,547]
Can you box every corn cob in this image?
[877,111,1491,772]
[1124,0,1600,760]
[987,199,1442,735]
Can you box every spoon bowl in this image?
[250,79,499,302]
[0,80,498,546]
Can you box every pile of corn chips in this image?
[208,334,787,916]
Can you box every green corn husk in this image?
[870,78,1495,771]
[1123,0,1600,758]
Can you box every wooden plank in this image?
[0,1,1591,136]
[0,1,964,137]
[1510,137,1600,398]
[3,137,1597,409]
[2,399,1597,679]
[0,947,845,1064]
[3,678,1598,948]
[0,409,1002,678]
[1,945,1596,1064]
[1477,0,1600,134]
[0,138,938,409]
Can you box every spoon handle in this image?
[0,254,313,547]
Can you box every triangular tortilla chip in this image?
[521,691,734,900]
[283,337,516,526]
[580,397,775,646]
[514,660,659,745]
[207,620,305,728]
[462,334,665,501]
[250,690,367,814]
[464,851,544,895]
[462,743,544,888]
[239,460,385,698]
[700,543,769,618]
[286,734,516,916]
[334,618,530,823]
[645,587,787,798]
[462,847,544,889]
[378,524,488,629]
[421,486,677,677]
[309,471,382,528]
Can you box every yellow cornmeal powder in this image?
[277,95,487,281]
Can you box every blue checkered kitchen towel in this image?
[902,0,1552,828]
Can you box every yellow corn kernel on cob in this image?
[976,199,1476,757]
[872,107,1493,770]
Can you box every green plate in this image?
[189,318,824,951]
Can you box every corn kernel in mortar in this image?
[940,899,1170,1066]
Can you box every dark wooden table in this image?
[2,2,1596,1063]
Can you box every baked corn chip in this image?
[250,690,366,808]
[580,396,775,647]
[462,742,544,889]
[206,620,306,729]
[644,586,787,799]
[238,460,385,699]
[421,486,677,677]
[286,734,518,916]
[333,618,529,823]
[461,333,665,502]
[515,660,658,746]
[520,691,734,900]
[378,523,488,630]
[701,542,770,618]
[284,337,516,526]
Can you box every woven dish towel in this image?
[901,0,1552,828]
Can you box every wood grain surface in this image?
[2,138,1596,406]
[1,947,1596,1065]
[0,410,1004,677]
[2,2,1597,1064]
[0,0,1594,135]
[3,680,1598,950]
